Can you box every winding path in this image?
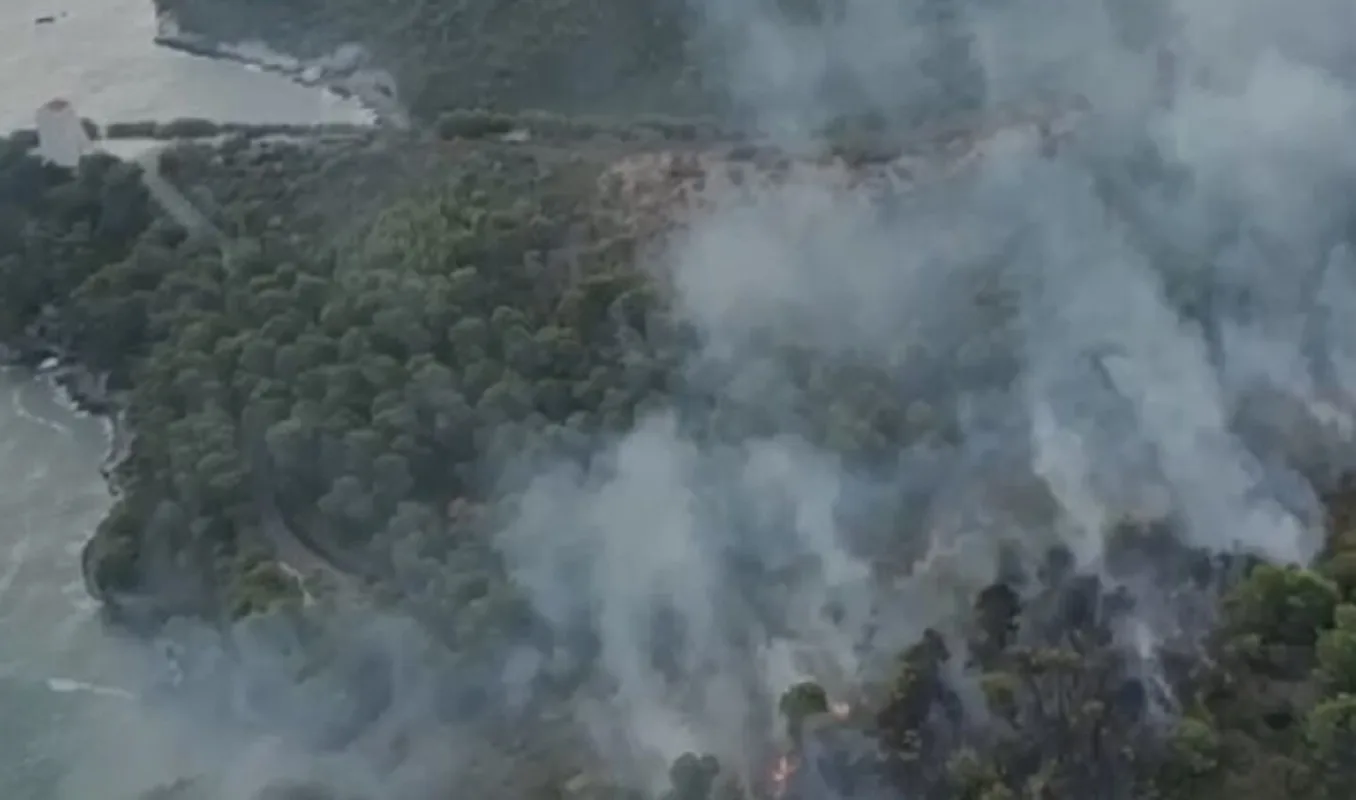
[132,146,226,240]
[112,142,357,593]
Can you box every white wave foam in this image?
[9,385,73,437]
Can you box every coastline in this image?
[0,329,128,603]
[2,111,377,630]
[0,10,389,605]
[152,13,406,130]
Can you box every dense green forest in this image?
[6,102,1356,799]
[150,0,1001,127]
[154,0,711,120]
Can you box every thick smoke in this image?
[54,606,479,800]
[58,0,1356,798]
[494,0,1356,788]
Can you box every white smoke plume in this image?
[494,0,1356,787]
[38,1,1356,798]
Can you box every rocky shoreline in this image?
[1,334,130,607]
[153,13,408,130]
[0,319,116,415]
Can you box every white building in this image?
[35,98,93,168]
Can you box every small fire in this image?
[765,696,851,798]
[768,753,799,799]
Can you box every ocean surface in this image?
[0,1,367,797]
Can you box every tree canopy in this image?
[5,93,1356,800]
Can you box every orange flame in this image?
[766,697,850,798]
